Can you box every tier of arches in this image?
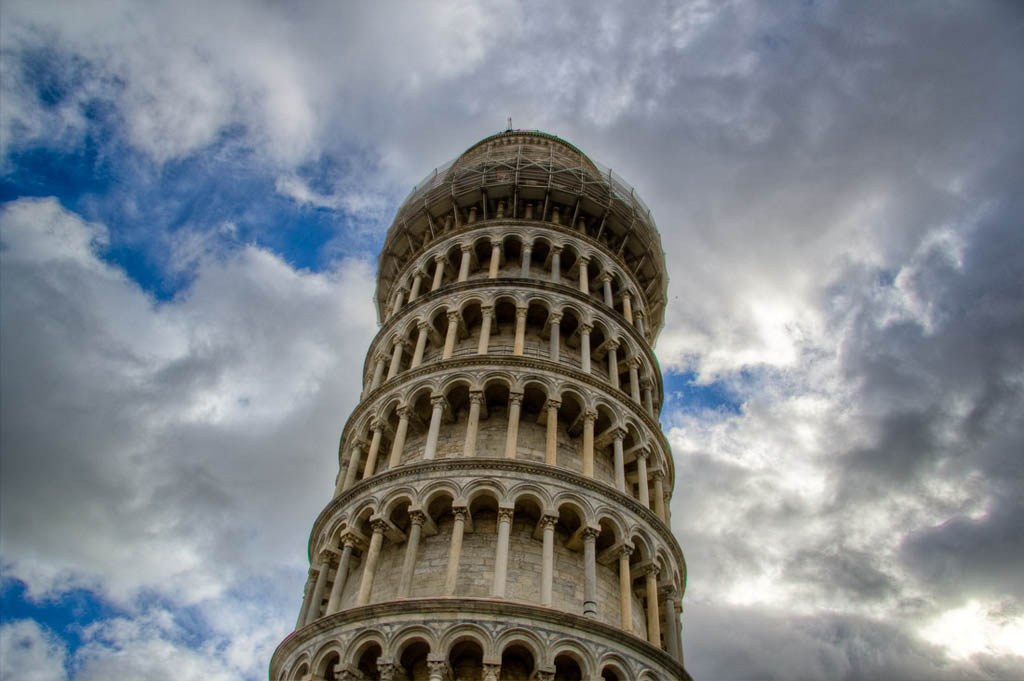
[339,370,672,517]
[281,617,675,680]
[296,476,684,666]
[364,288,661,419]
[381,227,652,343]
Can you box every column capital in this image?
[635,448,650,461]
[377,662,397,681]
[396,405,412,419]
[482,663,501,681]
[515,306,528,319]
[369,418,385,433]
[469,390,485,405]
[599,271,614,282]
[318,546,338,563]
[446,309,460,323]
[659,584,678,601]
[652,468,666,482]
[550,244,563,254]
[582,409,597,423]
[496,507,514,524]
[340,531,364,550]
[540,514,558,530]
[619,543,635,559]
[508,392,524,407]
[480,305,494,317]
[606,338,620,351]
[409,510,426,527]
[622,290,633,301]
[522,239,534,250]
[392,336,407,349]
[417,320,431,331]
[546,398,561,411]
[490,238,503,248]
[452,505,469,522]
[627,355,641,368]
[579,322,593,334]
[433,252,447,263]
[580,526,600,542]
[578,254,591,263]
[640,377,654,389]
[645,564,661,578]
[427,659,451,681]
[534,671,555,681]
[613,427,627,442]
[548,311,563,324]
[370,517,389,534]
[430,394,448,409]
[460,243,473,252]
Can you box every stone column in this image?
[391,288,405,316]
[411,322,429,368]
[356,518,387,606]
[622,291,633,322]
[377,662,397,681]
[601,272,614,306]
[424,395,446,460]
[607,340,620,390]
[362,420,384,478]
[458,244,472,282]
[653,470,667,523]
[444,506,467,595]
[582,410,596,478]
[326,535,357,614]
[635,309,646,336]
[488,240,501,278]
[482,663,501,681]
[548,312,561,361]
[550,246,561,283]
[636,449,651,509]
[295,569,316,629]
[645,565,662,647]
[388,406,410,468]
[618,545,634,632]
[521,241,532,277]
[409,272,423,301]
[492,507,514,597]
[613,428,626,493]
[442,310,459,359]
[370,354,387,391]
[427,660,450,681]
[513,306,527,355]
[341,440,364,491]
[386,338,404,380]
[504,393,522,459]
[582,527,599,617]
[463,391,483,457]
[642,380,654,417]
[398,510,425,598]
[477,305,493,354]
[545,400,561,465]
[304,550,333,625]
[540,514,557,607]
[627,358,642,404]
[431,254,446,291]
[661,585,681,661]
[578,256,590,294]
[580,324,592,373]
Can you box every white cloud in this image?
[0,620,69,681]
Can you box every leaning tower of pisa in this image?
[270,131,690,681]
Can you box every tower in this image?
[270,131,689,681]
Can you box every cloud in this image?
[0,620,69,681]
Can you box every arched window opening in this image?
[355,643,383,681]
[499,644,535,681]
[553,653,583,681]
[449,639,484,680]
[399,640,431,681]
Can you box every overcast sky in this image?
[1,2,1022,680]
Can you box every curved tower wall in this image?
[271,131,690,681]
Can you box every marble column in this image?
[607,340,620,390]
[423,395,446,460]
[398,510,425,598]
[477,305,493,354]
[645,565,662,646]
[661,585,681,661]
[618,545,634,632]
[504,393,522,459]
[341,440,365,491]
[304,550,333,625]
[635,309,646,336]
[628,358,642,403]
[653,471,667,523]
[548,312,561,361]
[622,291,633,322]
[387,406,410,468]
[488,241,501,278]
[361,420,384,478]
[513,306,527,355]
[545,400,561,465]
[582,410,596,478]
[431,254,445,291]
[427,660,450,681]
[482,663,501,681]
[636,450,651,509]
[386,338,405,380]
[409,272,423,301]
[326,535,358,615]
[370,354,387,391]
[540,514,558,607]
[550,246,561,284]
[492,507,514,597]
[613,429,626,493]
[642,380,655,417]
[391,288,405,317]
[444,506,468,595]
[295,569,316,629]
[582,527,599,617]
[521,242,532,277]
[356,519,387,606]
[463,391,483,457]
[601,272,614,306]
[411,322,429,368]
[458,244,472,282]
[578,256,590,294]
[580,324,592,373]
[442,310,459,359]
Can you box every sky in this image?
[1,1,1022,679]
